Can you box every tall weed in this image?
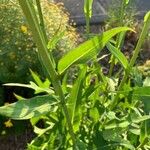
[0,0,150,149]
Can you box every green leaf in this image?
[105,115,150,130]
[0,95,58,120]
[139,121,148,144]
[125,0,129,4]
[30,116,42,126]
[14,93,24,101]
[143,77,150,86]
[58,27,132,74]
[133,86,150,97]
[144,11,150,22]
[106,111,118,120]
[133,86,150,113]
[47,30,65,50]
[132,115,150,123]
[106,42,129,69]
[67,66,86,126]
[76,139,87,150]
[89,107,99,122]
[30,70,51,90]
[4,82,54,94]
[82,84,99,98]
[33,125,53,136]
[84,0,94,18]
[30,69,44,87]
[103,129,135,150]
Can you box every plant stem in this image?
[86,17,90,37]
[85,0,90,36]
[18,0,77,148]
[84,0,93,38]
[129,19,150,67]
[108,0,126,76]
[110,12,150,110]
[35,0,47,42]
[35,0,56,67]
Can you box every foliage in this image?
[0,0,150,150]
[40,0,79,62]
[0,1,37,83]
[0,0,78,83]
[138,60,150,77]
[105,0,137,29]
[84,0,94,35]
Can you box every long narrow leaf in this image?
[4,82,54,94]
[58,27,132,74]
[106,42,129,69]
[67,66,87,125]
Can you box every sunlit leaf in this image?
[143,77,150,86]
[106,42,129,69]
[103,129,135,150]
[4,82,54,94]
[0,95,58,120]
[58,27,132,74]
[144,11,150,22]
[125,0,129,4]
[105,115,150,129]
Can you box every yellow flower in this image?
[21,25,28,34]
[4,119,13,128]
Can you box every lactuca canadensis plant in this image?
[0,0,150,149]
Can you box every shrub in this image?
[0,0,79,83]
[0,2,37,83]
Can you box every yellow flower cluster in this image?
[3,103,13,128]
[41,0,79,56]
[4,119,13,128]
[21,25,28,34]
[0,0,79,84]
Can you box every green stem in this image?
[18,0,77,148]
[86,17,90,37]
[84,0,93,38]
[110,12,150,110]
[129,20,150,67]
[108,0,126,76]
[85,0,90,36]
[35,0,47,42]
[108,58,115,77]
[35,0,56,67]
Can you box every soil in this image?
[0,126,35,150]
